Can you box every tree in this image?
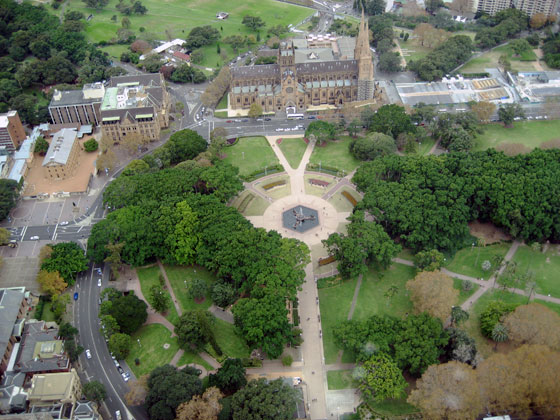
[64,338,84,363]
[242,15,265,31]
[413,249,445,271]
[477,344,560,418]
[451,0,471,15]
[248,103,263,119]
[0,228,9,246]
[37,270,67,297]
[355,353,407,402]
[503,303,560,350]
[408,361,482,420]
[0,180,19,222]
[305,120,337,145]
[83,381,107,403]
[40,242,88,285]
[201,67,231,108]
[349,132,396,161]
[223,35,246,54]
[175,386,223,420]
[83,138,98,152]
[406,271,458,321]
[208,358,247,395]
[146,365,203,420]
[425,0,444,13]
[188,278,207,301]
[100,314,120,338]
[82,0,109,9]
[470,101,496,123]
[149,284,170,313]
[166,129,208,164]
[122,132,144,155]
[267,25,288,37]
[59,322,79,340]
[490,322,508,349]
[108,332,132,359]
[230,378,297,420]
[211,282,237,308]
[175,310,213,350]
[498,103,524,127]
[121,17,131,29]
[34,136,49,155]
[125,375,148,405]
[185,26,220,50]
[130,40,151,53]
[481,260,492,271]
[363,105,415,139]
[479,300,518,337]
[530,13,547,29]
[450,306,469,326]
[378,52,402,73]
[51,294,70,321]
[96,148,117,172]
[103,292,148,335]
[510,38,531,56]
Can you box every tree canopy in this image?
[356,353,407,402]
[0,180,19,222]
[40,242,87,285]
[230,378,297,420]
[100,290,147,335]
[406,271,458,321]
[361,105,415,139]
[208,358,247,395]
[503,303,560,350]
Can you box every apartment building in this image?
[0,111,26,151]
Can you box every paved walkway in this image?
[208,304,234,324]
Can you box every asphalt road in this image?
[75,264,146,420]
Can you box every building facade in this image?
[475,0,557,15]
[0,288,28,378]
[48,84,105,126]
[42,129,80,180]
[0,111,26,152]
[229,11,375,114]
[100,74,170,144]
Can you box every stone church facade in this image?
[229,12,375,114]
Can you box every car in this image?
[97,279,102,287]
[60,221,69,226]
[98,298,102,305]
[85,349,92,359]
[117,366,124,374]
[115,411,122,420]
[226,120,233,123]
[113,359,120,368]
[308,116,316,119]
[111,354,116,360]
[256,118,263,122]
[275,128,283,132]
[122,372,129,382]
[241,119,249,122]
[73,292,79,301]
[265,118,271,121]
[30,236,39,240]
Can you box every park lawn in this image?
[164,265,216,313]
[353,264,416,321]
[453,278,480,306]
[319,277,358,364]
[465,289,528,357]
[445,242,510,280]
[366,398,419,417]
[509,244,560,298]
[216,94,229,110]
[459,43,537,74]
[176,350,214,372]
[100,44,129,60]
[221,137,280,177]
[395,33,432,65]
[396,248,415,261]
[230,190,270,216]
[278,137,308,169]
[328,187,361,212]
[474,120,560,151]
[417,137,435,155]
[255,175,291,200]
[210,318,250,359]
[327,370,358,390]
[304,174,334,197]
[309,136,360,174]
[64,0,312,69]
[36,301,56,322]
[136,265,179,324]
[125,324,180,377]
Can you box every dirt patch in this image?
[194,296,206,304]
[468,221,511,244]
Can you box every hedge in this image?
[263,180,286,190]
[306,163,343,177]
[342,191,358,207]
[237,193,255,213]
[459,72,490,78]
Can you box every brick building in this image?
[100,73,170,143]
[42,129,80,180]
[229,11,375,114]
[48,83,105,126]
[0,111,26,151]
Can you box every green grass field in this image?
[395,36,432,65]
[474,120,560,151]
[353,264,416,321]
[210,318,250,359]
[464,289,528,357]
[416,137,435,155]
[366,398,419,417]
[453,278,480,306]
[309,136,360,173]
[125,324,180,377]
[509,244,560,297]
[328,187,361,212]
[136,265,179,325]
[216,94,229,110]
[64,0,312,69]
[164,265,216,313]
[327,370,358,390]
[176,350,213,371]
[278,137,308,169]
[319,277,358,364]
[459,43,538,74]
[221,137,280,177]
[445,243,510,280]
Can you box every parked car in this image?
[275,128,283,132]
[265,118,271,121]
[117,366,124,374]
[241,119,249,122]
[115,411,122,420]
[60,221,69,226]
[226,120,233,123]
[97,279,102,287]
[113,360,120,368]
[122,372,129,382]
[85,349,92,359]
[30,236,39,240]
[73,292,79,301]
[308,116,316,119]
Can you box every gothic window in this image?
[286,87,293,93]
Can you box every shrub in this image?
[262,180,285,190]
[281,355,293,366]
[83,138,99,152]
[342,190,358,207]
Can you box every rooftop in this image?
[0,288,26,363]
[28,370,78,403]
[42,129,77,167]
[15,321,68,374]
[0,111,18,128]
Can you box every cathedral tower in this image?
[354,9,375,101]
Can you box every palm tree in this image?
[451,306,469,326]
[491,323,508,350]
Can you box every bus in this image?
[287,113,304,120]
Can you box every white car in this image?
[275,128,284,132]
[85,349,92,359]
[97,279,102,287]
[60,221,69,226]
[121,372,129,382]
[115,411,122,420]
[30,236,39,240]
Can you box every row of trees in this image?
[475,9,528,49]
[353,148,560,252]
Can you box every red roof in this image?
[173,51,190,62]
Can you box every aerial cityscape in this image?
[0,0,560,419]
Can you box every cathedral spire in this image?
[355,7,375,101]
[354,7,370,60]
